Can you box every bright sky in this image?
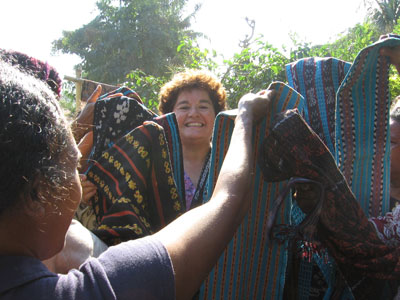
[0,0,368,79]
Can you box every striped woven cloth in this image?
[335,37,400,218]
[285,57,353,299]
[286,57,351,153]
[200,37,400,299]
[87,89,185,245]
[281,37,400,299]
[199,82,305,300]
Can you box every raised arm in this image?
[154,90,274,300]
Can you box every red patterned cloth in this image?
[370,204,400,247]
[260,109,400,298]
[87,88,185,246]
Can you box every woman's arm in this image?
[154,90,274,300]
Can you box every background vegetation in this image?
[57,0,400,113]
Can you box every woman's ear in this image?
[22,178,46,218]
[24,197,45,218]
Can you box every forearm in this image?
[155,110,254,300]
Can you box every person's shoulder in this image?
[93,236,176,300]
[0,255,56,298]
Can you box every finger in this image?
[79,174,87,182]
[82,190,97,205]
[380,34,389,40]
[108,93,123,99]
[81,180,96,189]
[257,89,267,95]
[78,131,94,158]
[264,89,276,100]
[87,85,102,104]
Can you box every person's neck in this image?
[0,215,36,258]
[182,142,211,186]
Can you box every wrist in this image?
[236,108,254,126]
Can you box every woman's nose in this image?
[188,107,199,116]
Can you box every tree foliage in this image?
[60,0,400,113]
[123,35,221,112]
[219,38,288,108]
[365,0,400,33]
[53,0,199,84]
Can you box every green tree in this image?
[124,69,167,112]
[389,22,400,99]
[318,22,379,61]
[365,0,400,33]
[286,22,379,63]
[59,81,77,120]
[124,35,221,112]
[220,36,288,108]
[53,0,200,84]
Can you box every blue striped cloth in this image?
[200,82,305,300]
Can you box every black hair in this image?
[0,61,69,216]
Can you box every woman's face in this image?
[391,120,400,187]
[173,88,216,147]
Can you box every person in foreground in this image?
[0,59,273,299]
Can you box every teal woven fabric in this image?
[199,82,305,300]
[286,57,351,153]
[282,37,400,299]
[336,37,400,218]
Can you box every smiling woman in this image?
[0,57,275,300]
[173,89,216,148]
[158,69,227,210]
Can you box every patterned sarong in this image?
[200,37,400,299]
[199,82,305,300]
[260,109,400,298]
[86,88,185,245]
[286,57,351,153]
[335,38,400,218]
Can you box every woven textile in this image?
[87,89,185,245]
[286,57,351,153]
[285,57,353,299]
[260,109,400,298]
[335,37,400,218]
[91,87,151,162]
[282,37,400,299]
[287,38,400,218]
[199,82,305,300]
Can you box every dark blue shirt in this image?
[0,236,175,299]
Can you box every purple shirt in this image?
[0,236,175,299]
[184,172,196,210]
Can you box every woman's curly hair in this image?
[0,60,70,216]
[0,49,62,98]
[158,69,227,115]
